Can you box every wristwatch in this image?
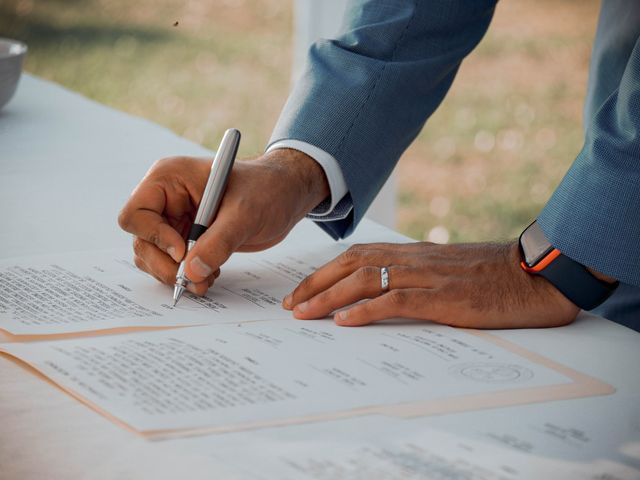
[518,220,618,310]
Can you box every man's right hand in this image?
[118,149,330,295]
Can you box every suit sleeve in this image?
[269,0,496,239]
[538,36,640,288]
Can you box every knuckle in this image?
[339,245,365,266]
[315,289,334,305]
[297,275,315,293]
[147,229,161,247]
[356,266,378,283]
[387,289,407,307]
[133,255,146,271]
[337,252,351,267]
[132,237,147,256]
[117,208,131,231]
[153,156,180,171]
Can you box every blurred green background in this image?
[2,0,599,242]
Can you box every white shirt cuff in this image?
[266,139,350,217]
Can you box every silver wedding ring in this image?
[380,266,390,292]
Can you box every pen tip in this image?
[172,285,184,307]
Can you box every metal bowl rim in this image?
[0,38,28,60]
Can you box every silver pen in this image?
[172,128,241,306]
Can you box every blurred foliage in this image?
[1,0,600,242]
[399,1,600,242]
[1,0,292,155]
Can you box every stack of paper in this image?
[0,220,629,479]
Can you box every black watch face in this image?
[521,221,554,268]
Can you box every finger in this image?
[132,237,180,285]
[183,211,249,283]
[119,184,185,262]
[133,237,217,291]
[284,245,416,309]
[293,266,381,319]
[351,242,431,253]
[293,266,437,319]
[134,250,217,295]
[334,288,439,327]
[133,253,166,285]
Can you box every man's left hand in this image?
[283,241,579,328]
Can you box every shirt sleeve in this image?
[266,139,352,219]
[269,0,496,239]
[538,35,640,288]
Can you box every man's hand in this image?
[283,241,580,328]
[118,149,329,294]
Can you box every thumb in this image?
[184,214,248,283]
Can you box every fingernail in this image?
[186,282,198,294]
[296,301,308,313]
[167,246,179,262]
[336,310,349,321]
[190,256,212,278]
[283,294,293,308]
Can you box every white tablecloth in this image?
[1,75,639,479]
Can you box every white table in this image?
[1,75,640,479]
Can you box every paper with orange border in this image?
[0,323,614,440]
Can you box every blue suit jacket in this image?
[270,0,640,329]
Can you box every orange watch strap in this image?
[520,248,561,273]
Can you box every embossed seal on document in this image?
[449,363,534,384]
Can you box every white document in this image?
[0,217,407,336]
[0,225,347,335]
[421,393,640,470]
[163,413,639,480]
[0,320,592,435]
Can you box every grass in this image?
[399,0,599,242]
[2,0,600,242]
[2,0,292,154]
